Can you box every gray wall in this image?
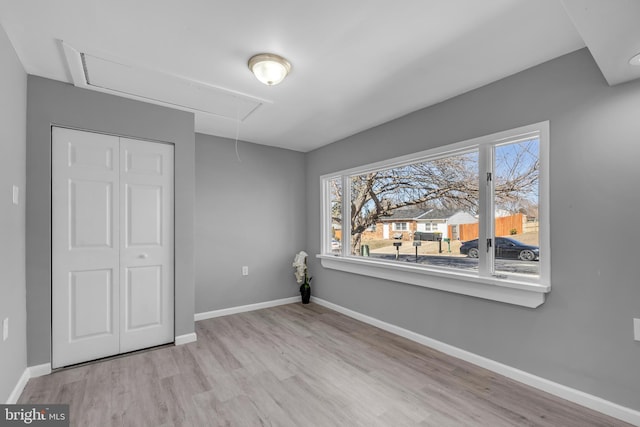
[195,134,306,312]
[0,24,27,402]
[26,76,196,366]
[305,48,640,411]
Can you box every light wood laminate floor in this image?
[19,303,630,426]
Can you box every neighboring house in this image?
[429,209,477,240]
[361,207,477,241]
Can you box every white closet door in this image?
[52,128,174,368]
[119,138,174,353]
[52,127,121,368]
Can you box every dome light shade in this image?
[248,53,291,85]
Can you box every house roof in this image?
[381,207,429,221]
[420,209,462,220]
[381,206,465,221]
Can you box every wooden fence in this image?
[451,213,525,241]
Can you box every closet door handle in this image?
[138,253,149,259]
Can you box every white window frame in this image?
[392,222,408,231]
[319,122,550,308]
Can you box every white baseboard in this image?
[28,363,51,378]
[6,369,29,404]
[311,297,640,426]
[6,363,52,404]
[195,296,300,321]
[175,332,197,345]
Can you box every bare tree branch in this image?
[331,143,539,254]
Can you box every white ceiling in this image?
[561,0,640,86]
[0,1,637,152]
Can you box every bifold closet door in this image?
[52,128,120,368]
[52,127,174,369]
[119,137,174,353]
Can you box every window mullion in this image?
[342,175,351,257]
[478,145,495,277]
[321,177,329,254]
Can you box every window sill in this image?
[317,254,549,308]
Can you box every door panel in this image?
[69,180,114,248]
[125,150,163,175]
[119,138,174,353]
[52,128,120,368]
[126,184,162,246]
[69,269,114,339]
[68,141,115,171]
[126,266,162,329]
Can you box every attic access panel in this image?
[63,43,264,121]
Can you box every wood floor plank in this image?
[18,303,633,426]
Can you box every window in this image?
[492,137,540,276]
[325,176,342,254]
[392,222,408,231]
[320,122,549,307]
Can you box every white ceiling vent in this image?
[62,42,267,121]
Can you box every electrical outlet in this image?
[12,185,19,205]
[242,266,249,276]
[2,318,8,341]
[634,318,640,342]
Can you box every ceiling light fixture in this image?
[630,53,640,66]
[248,53,291,86]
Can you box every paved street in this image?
[365,253,539,276]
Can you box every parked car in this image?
[460,237,539,261]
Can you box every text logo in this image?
[0,405,69,427]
